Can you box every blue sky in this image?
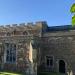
[0,0,75,26]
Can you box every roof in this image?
[47,25,75,32]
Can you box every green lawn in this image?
[0,71,24,75]
[0,71,65,75]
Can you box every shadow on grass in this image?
[38,72,65,75]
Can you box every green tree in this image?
[70,3,75,26]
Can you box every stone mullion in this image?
[16,42,18,65]
[11,44,13,63]
[9,43,11,63]
[11,43,12,63]
[4,43,7,63]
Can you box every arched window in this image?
[23,31,28,35]
[13,30,16,35]
[7,32,11,36]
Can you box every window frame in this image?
[5,43,16,63]
[45,55,54,68]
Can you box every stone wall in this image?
[0,21,48,74]
[1,21,75,75]
[38,30,75,74]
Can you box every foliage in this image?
[70,3,75,13]
[72,15,75,26]
[70,3,75,26]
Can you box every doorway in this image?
[59,60,65,73]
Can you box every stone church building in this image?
[0,21,75,75]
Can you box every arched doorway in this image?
[59,60,65,73]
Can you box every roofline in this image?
[47,25,75,32]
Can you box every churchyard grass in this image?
[0,71,25,75]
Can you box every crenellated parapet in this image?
[0,21,48,37]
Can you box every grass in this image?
[0,71,24,75]
[0,71,66,75]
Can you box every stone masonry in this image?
[0,21,75,75]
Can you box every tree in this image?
[70,3,75,26]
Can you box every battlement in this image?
[0,21,48,31]
[0,21,48,36]
[0,21,47,28]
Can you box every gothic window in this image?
[46,56,53,67]
[23,31,28,35]
[5,43,16,63]
[7,32,11,36]
[13,29,16,35]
